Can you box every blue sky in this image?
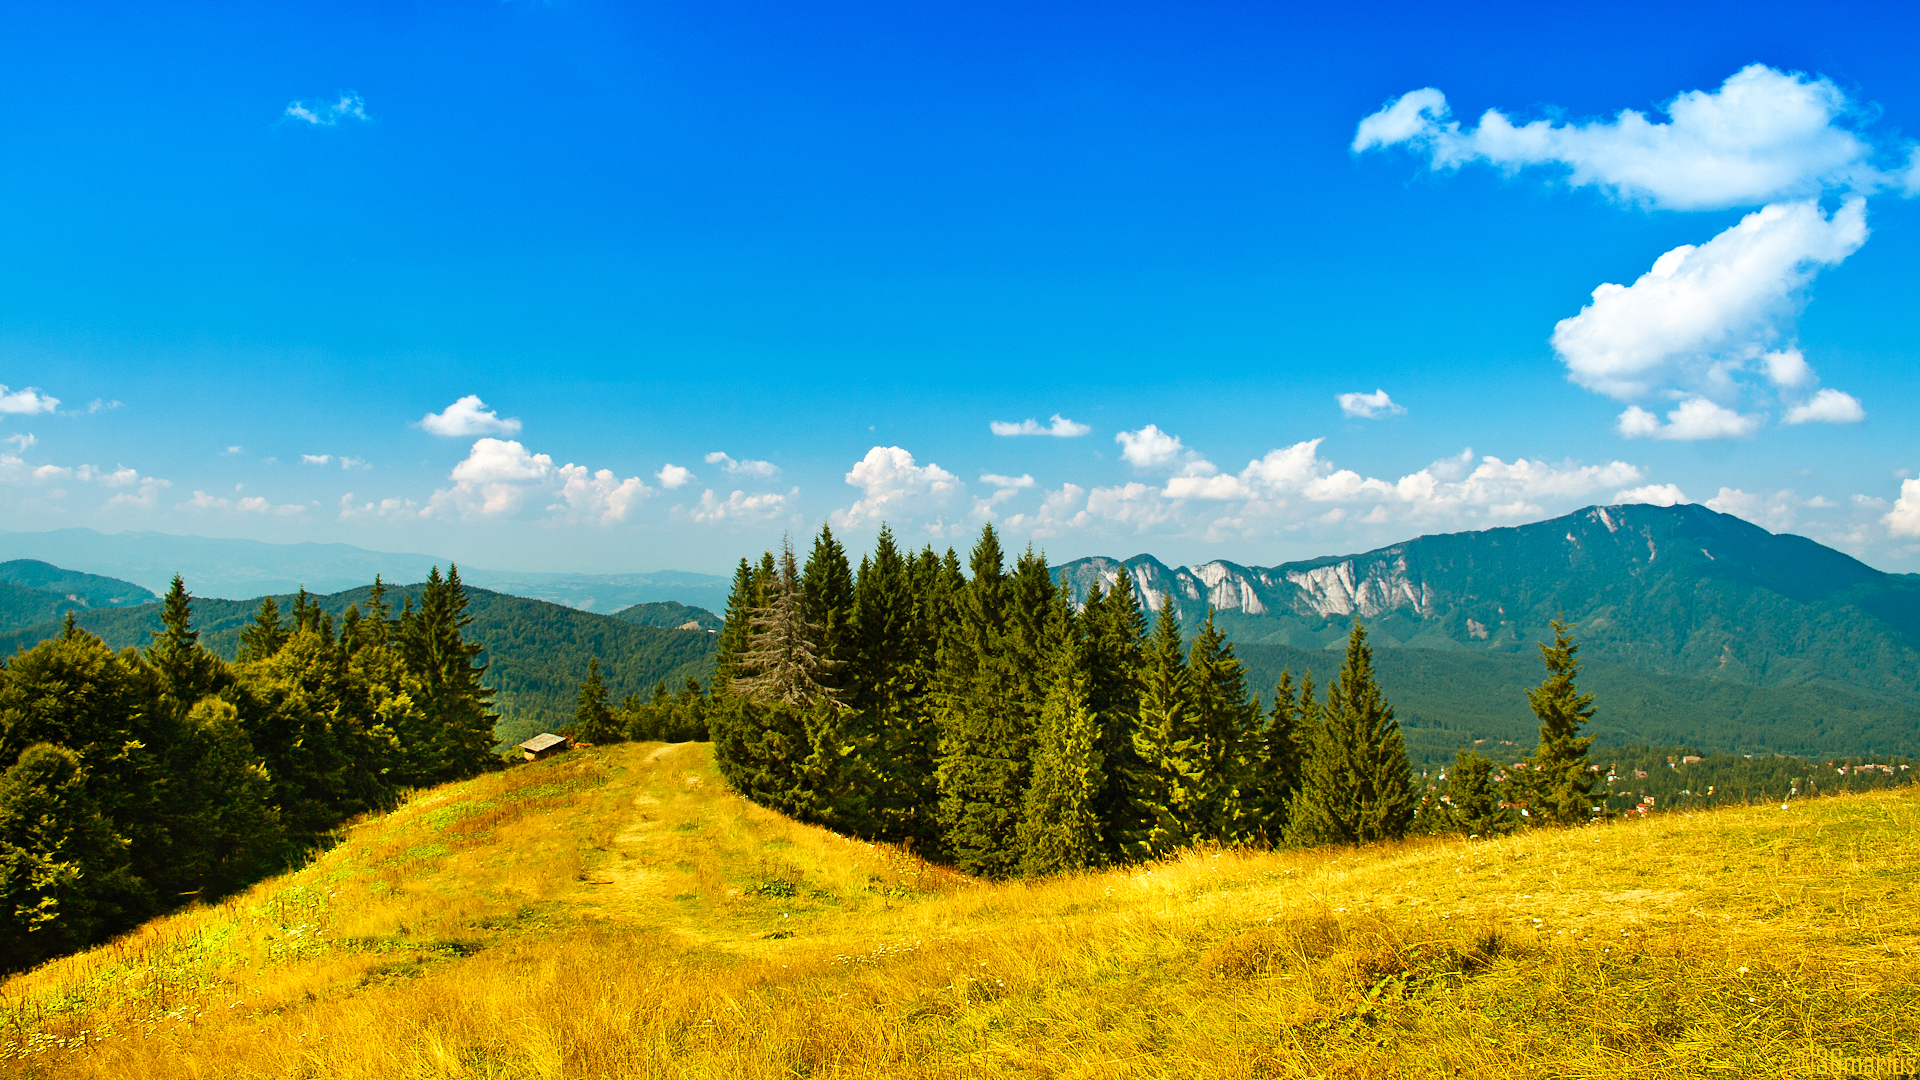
[3,0,1918,575]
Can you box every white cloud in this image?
[1115,424,1191,470]
[990,414,1092,437]
[831,446,961,528]
[339,494,420,520]
[4,433,34,451]
[1553,198,1867,405]
[1354,65,1885,210]
[980,473,1036,489]
[1615,483,1689,507]
[302,454,332,465]
[1337,389,1406,419]
[86,398,120,413]
[1783,388,1866,425]
[1886,479,1920,538]
[285,91,370,127]
[0,385,59,415]
[223,445,243,455]
[1706,487,1803,531]
[419,395,522,437]
[423,438,649,523]
[657,463,694,489]
[179,489,305,516]
[103,477,170,510]
[691,488,794,524]
[703,451,780,479]
[1616,398,1763,441]
[552,465,652,523]
[1002,483,1091,538]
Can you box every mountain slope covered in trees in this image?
[1055,503,1920,700]
[0,580,719,747]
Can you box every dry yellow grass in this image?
[3,741,1917,1079]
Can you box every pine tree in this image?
[1126,601,1200,857]
[399,565,499,782]
[933,524,1032,878]
[1248,670,1307,844]
[1082,573,1147,862]
[733,540,842,709]
[146,575,227,711]
[1286,622,1415,847]
[572,658,621,744]
[237,596,290,663]
[712,558,759,691]
[802,525,857,686]
[1184,610,1260,842]
[1017,607,1103,876]
[1429,749,1519,837]
[851,526,936,845]
[1518,619,1600,826]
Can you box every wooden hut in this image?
[518,732,570,762]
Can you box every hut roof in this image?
[518,732,568,753]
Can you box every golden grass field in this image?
[3,740,1916,1079]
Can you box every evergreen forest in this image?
[704,523,1629,879]
[0,568,499,971]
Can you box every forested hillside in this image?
[612,600,723,631]
[1234,643,1920,765]
[0,578,719,746]
[1056,503,1920,701]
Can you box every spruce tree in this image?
[1249,670,1307,844]
[399,565,499,781]
[237,596,290,663]
[572,658,621,744]
[1184,610,1260,842]
[1126,601,1200,857]
[1430,749,1519,837]
[712,558,759,690]
[1518,619,1599,826]
[852,526,936,846]
[146,575,227,711]
[1016,605,1103,876]
[933,524,1032,878]
[1082,573,1146,862]
[1286,622,1415,847]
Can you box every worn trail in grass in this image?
[4,742,1917,1079]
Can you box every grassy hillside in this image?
[0,584,718,747]
[1236,643,1920,765]
[4,741,1914,1078]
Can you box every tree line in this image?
[704,523,1602,879]
[0,568,498,971]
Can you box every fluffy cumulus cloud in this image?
[690,488,794,525]
[285,92,370,127]
[1614,483,1688,507]
[1353,65,1887,210]
[990,414,1092,437]
[1887,479,1920,539]
[1338,390,1405,419]
[1,445,170,509]
[831,446,961,529]
[424,438,651,522]
[1616,399,1763,441]
[964,426,1652,545]
[180,488,305,516]
[1114,424,1200,470]
[656,463,694,489]
[1784,388,1866,425]
[0,385,60,415]
[704,451,780,479]
[419,395,522,437]
[1552,199,1868,429]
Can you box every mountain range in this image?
[1054,503,1920,762]
[3,504,1917,763]
[0,528,732,610]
